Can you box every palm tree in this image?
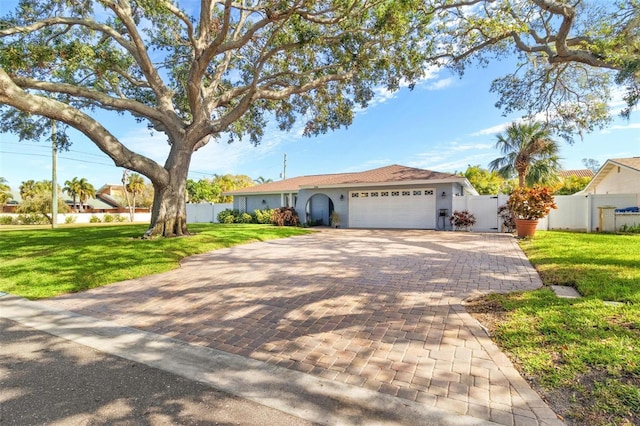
[76,178,96,212]
[125,173,145,210]
[0,177,12,206]
[19,180,38,200]
[63,177,81,212]
[254,176,273,184]
[489,122,561,188]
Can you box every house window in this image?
[424,190,434,196]
[413,190,422,196]
[239,197,247,213]
[391,191,399,196]
[371,192,379,197]
[381,191,389,197]
[402,191,410,196]
[360,192,369,197]
[351,193,359,198]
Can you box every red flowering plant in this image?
[449,210,476,230]
[506,186,557,220]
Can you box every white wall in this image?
[186,203,233,223]
[0,212,151,224]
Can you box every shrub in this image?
[620,223,640,233]
[498,204,516,232]
[103,213,114,223]
[17,213,48,225]
[254,208,274,224]
[449,210,476,230]
[64,215,77,224]
[238,212,253,223]
[0,215,15,225]
[114,214,127,222]
[272,207,299,226]
[217,208,238,223]
[507,186,557,220]
[89,215,102,223]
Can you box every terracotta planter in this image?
[515,219,539,238]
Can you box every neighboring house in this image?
[225,164,478,229]
[2,184,149,214]
[558,169,594,179]
[582,158,640,195]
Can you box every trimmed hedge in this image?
[216,207,298,226]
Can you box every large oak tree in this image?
[0,0,433,236]
[1,0,637,236]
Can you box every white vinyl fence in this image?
[186,203,233,223]
[0,212,151,224]
[452,193,640,233]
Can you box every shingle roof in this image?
[226,165,464,195]
[558,169,594,179]
[611,157,640,172]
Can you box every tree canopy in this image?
[461,165,506,195]
[0,0,636,236]
[0,0,433,236]
[0,177,12,206]
[18,179,69,223]
[435,0,639,141]
[489,121,561,188]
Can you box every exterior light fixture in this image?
[441,191,446,199]
[340,194,345,201]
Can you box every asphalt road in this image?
[0,317,316,426]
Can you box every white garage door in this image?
[348,189,436,229]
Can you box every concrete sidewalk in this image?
[0,316,313,425]
[1,294,495,425]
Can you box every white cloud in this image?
[600,122,640,134]
[426,77,455,91]
[120,127,171,164]
[469,122,510,137]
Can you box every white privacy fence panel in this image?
[186,203,233,223]
[451,193,640,232]
[546,196,589,231]
[452,195,509,232]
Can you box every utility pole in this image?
[51,120,58,229]
[280,153,287,180]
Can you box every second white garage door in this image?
[348,188,436,229]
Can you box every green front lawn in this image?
[0,223,311,300]
[483,232,640,425]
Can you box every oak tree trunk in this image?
[145,147,192,238]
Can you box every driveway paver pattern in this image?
[44,229,561,425]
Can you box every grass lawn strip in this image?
[0,223,311,300]
[468,231,639,425]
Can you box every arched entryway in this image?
[305,193,335,226]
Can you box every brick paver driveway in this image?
[45,229,560,425]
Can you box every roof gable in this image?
[582,157,640,193]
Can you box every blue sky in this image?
[0,36,638,190]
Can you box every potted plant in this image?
[330,211,341,228]
[506,186,557,237]
[449,210,476,231]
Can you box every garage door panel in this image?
[349,189,435,229]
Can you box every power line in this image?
[1,150,220,178]
[0,150,116,168]
[1,141,109,159]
